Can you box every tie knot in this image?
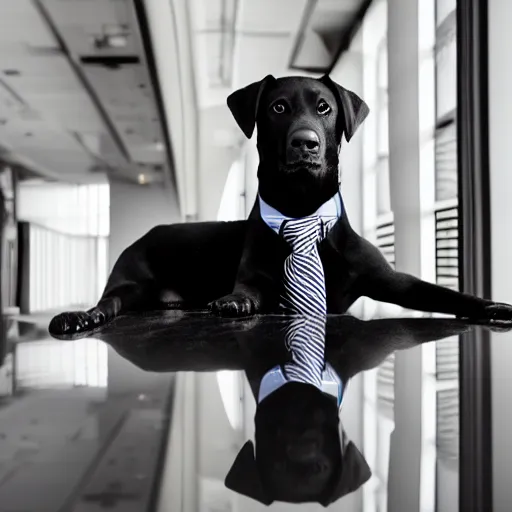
[282,216,322,253]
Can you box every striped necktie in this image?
[280,216,337,387]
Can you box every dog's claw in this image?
[209,294,256,318]
[463,302,512,330]
[459,302,512,330]
[49,310,106,340]
[483,302,512,322]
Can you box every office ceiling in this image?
[0,0,369,215]
[191,0,370,108]
[0,0,168,185]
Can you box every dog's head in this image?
[227,75,369,217]
[225,382,371,506]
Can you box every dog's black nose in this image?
[289,129,320,154]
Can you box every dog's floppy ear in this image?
[319,75,369,143]
[319,440,372,507]
[224,441,274,505]
[227,75,276,139]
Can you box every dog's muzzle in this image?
[286,128,321,165]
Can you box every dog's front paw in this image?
[483,302,512,323]
[49,311,103,340]
[209,293,256,318]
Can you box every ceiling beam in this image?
[325,0,374,75]
[132,0,178,195]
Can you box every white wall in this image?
[197,105,242,221]
[488,0,512,510]
[108,180,180,270]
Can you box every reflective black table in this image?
[0,311,507,511]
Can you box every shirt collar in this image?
[258,192,343,235]
[258,363,345,410]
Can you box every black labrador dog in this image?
[49,74,512,338]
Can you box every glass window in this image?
[435,14,457,121]
[435,122,458,201]
[436,0,456,26]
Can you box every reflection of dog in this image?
[90,312,478,505]
[226,383,370,506]
[49,75,512,339]
[225,315,474,506]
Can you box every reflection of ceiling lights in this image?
[154,141,164,151]
[138,173,147,185]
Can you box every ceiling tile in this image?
[234,35,294,87]
[237,0,308,34]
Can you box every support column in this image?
[387,0,436,510]
[457,0,493,511]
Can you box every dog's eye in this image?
[272,102,286,114]
[317,101,331,115]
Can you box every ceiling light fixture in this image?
[93,24,130,49]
